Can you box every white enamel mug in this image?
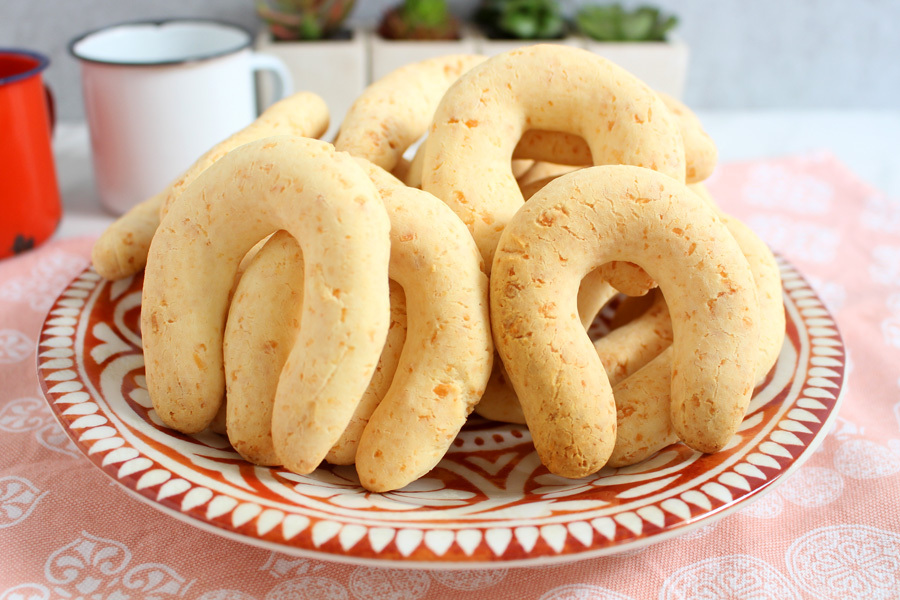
[70,19,292,215]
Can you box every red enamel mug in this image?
[0,49,61,259]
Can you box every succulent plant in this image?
[576,4,678,42]
[379,0,460,40]
[257,0,357,41]
[475,0,566,40]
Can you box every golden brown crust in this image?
[224,231,304,466]
[490,165,759,476]
[142,136,391,479]
[422,45,686,272]
[609,205,785,468]
[90,192,164,280]
[354,161,493,492]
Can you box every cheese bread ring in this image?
[478,185,780,463]
[142,136,391,477]
[334,54,486,170]
[478,168,656,427]
[223,230,304,465]
[91,92,329,281]
[609,211,785,467]
[521,169,658,300]
[354,161,493,492]
[478,177,708,428]
[422,44,686,272]
[490,165,759,476]
[224,231,408,466]
[411,88,714,194]
[511,92,717,184]
[217,159,491,489]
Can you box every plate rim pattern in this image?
[36,258,846,568]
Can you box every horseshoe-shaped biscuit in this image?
[490,165,759,476]
[410,89,714,193]
[609,210,785,467]
[91,92,329,281]
[482,185,780,464]
[142,136,391,476]
[224,233,408,466]
[334,54,486,170]
[222,230,304,465]
[522,168,659,304]
[422,45,686,271]
[354,162,493,492]
[218,159,491,490]
[476,173,657,427]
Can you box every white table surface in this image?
[52,110,900,241]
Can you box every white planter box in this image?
[369,27,479,83]
[581,37,689,99]
[474,32,582,57]
[255,30,368,141]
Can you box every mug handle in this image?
[44,85,56,133]
[250,53,293,105]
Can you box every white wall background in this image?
[2,0,899,119]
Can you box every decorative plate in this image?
[38,258,845,568]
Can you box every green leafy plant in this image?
[379,0,461,40]
[257,0,357,41]
[576,4,677,42]
[475,0,566,40]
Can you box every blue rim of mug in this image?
[68,18,253,67]
[0,48,50,85]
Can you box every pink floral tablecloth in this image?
[2,153,899,600]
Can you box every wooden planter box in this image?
[255,29,368,140]
[581,36,689,99]
[368,27,479,83]
[473,31,582,57]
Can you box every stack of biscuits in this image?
[91,45,785,492]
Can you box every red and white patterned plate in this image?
[37,258,845,568]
